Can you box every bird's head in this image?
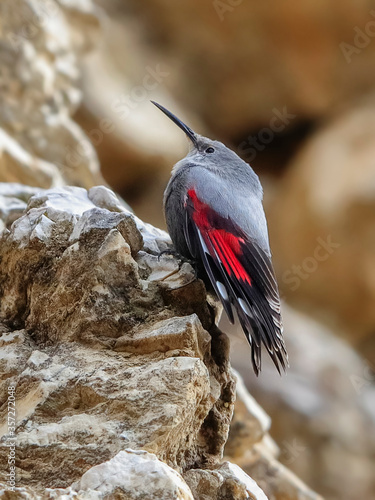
[151,101,247,172]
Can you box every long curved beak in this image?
[151,101,198,148]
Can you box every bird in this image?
[152,101,288,375]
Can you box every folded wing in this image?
[184,188,288,375]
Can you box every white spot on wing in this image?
[216,281,229,301]
[238,298,252,317]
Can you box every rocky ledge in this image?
[0,184,321,500]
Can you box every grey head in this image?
[151,101,262,194]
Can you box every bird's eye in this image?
[205,147,215,154]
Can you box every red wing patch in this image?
[187,188,251,285]
[210,230,250,284]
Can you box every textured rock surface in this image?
[224,370,271,461]
[269,103,375,362]
[73,449,194,500]
[0,184,322,499]
[0,0,103,188]
[0,184,234,487]
[184,462,268,500]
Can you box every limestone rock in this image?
[0,184,235,493]
[184,462,268,500]
[0,0,103,189]
[0,483,94,499]
[241,446,322,500]
[0,183,45,229]
[73,449,194,500]
[224,370,271,459]
[0,184,322,500]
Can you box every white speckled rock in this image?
[73,449,194,499]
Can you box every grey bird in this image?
[152,101,288,375]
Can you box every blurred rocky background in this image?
[1,0,375,499]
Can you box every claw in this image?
[158,248,180,261]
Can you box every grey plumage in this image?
[153,101,288,375]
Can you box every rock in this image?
[73,449,194,500]
[0,130,65,189]
[0,0,103,189]
[0,184,235,492]
[0,483,95,499]
[184,462,268,500]
[0,184,322,499]
[241,446,323,500]
[269,102,375,361]
[224,370,271,460]
[0,183,45,229]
